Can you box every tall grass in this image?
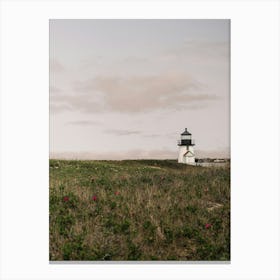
[49,159,230,261]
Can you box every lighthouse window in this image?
[182,135,191,140]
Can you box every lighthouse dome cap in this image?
[181,128,192,135]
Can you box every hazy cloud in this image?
[162,41,229,61]
[50,59,64,72]
[50,103,73,114]
[51,72,217,114]
[50,86,62,93]
[142,132,178,138]
[121,56,149,64]
[142,134,161,138]
[104,129,141,136]
[50,93,102,114]
[66,120,101,126]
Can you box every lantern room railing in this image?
[177,139,195,146]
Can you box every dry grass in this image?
[49,159,230,261]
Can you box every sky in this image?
[50,19,230,159]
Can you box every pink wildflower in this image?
[205,223,211,229]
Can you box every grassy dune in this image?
[49,159,230,261]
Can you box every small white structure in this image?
[178,128,195,165]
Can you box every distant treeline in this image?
[196,158,230,163]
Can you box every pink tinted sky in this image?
[50,19,230,159]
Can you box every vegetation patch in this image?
[49,159,230,261]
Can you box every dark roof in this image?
[181,128,192,135]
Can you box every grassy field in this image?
[49,159,230,261]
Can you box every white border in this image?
[1,1,279,279]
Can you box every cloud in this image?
[50,71,217,114]
[162,41,230,61]
[49,86,62,93]
[101,130,179,138]
[142,134,161,138]
[66,120,101,126]
[92,71,217,112]
[121,56,149,64]
[142,132,178,138]
[104,129,141,136]
[49,59,64,72]
[50,92,102,114]
[50,103,73,114]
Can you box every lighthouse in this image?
[177,128,195,165]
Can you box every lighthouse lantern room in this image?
[178,128,195,165]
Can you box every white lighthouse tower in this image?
[178,128,195,165]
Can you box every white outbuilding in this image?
[177,128,196,165]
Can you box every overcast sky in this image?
[50,19,230,159]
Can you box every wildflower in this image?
[63,196,69,202]
[92,195,97,201]
[205,223,211,229]
[115,191,120,195]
